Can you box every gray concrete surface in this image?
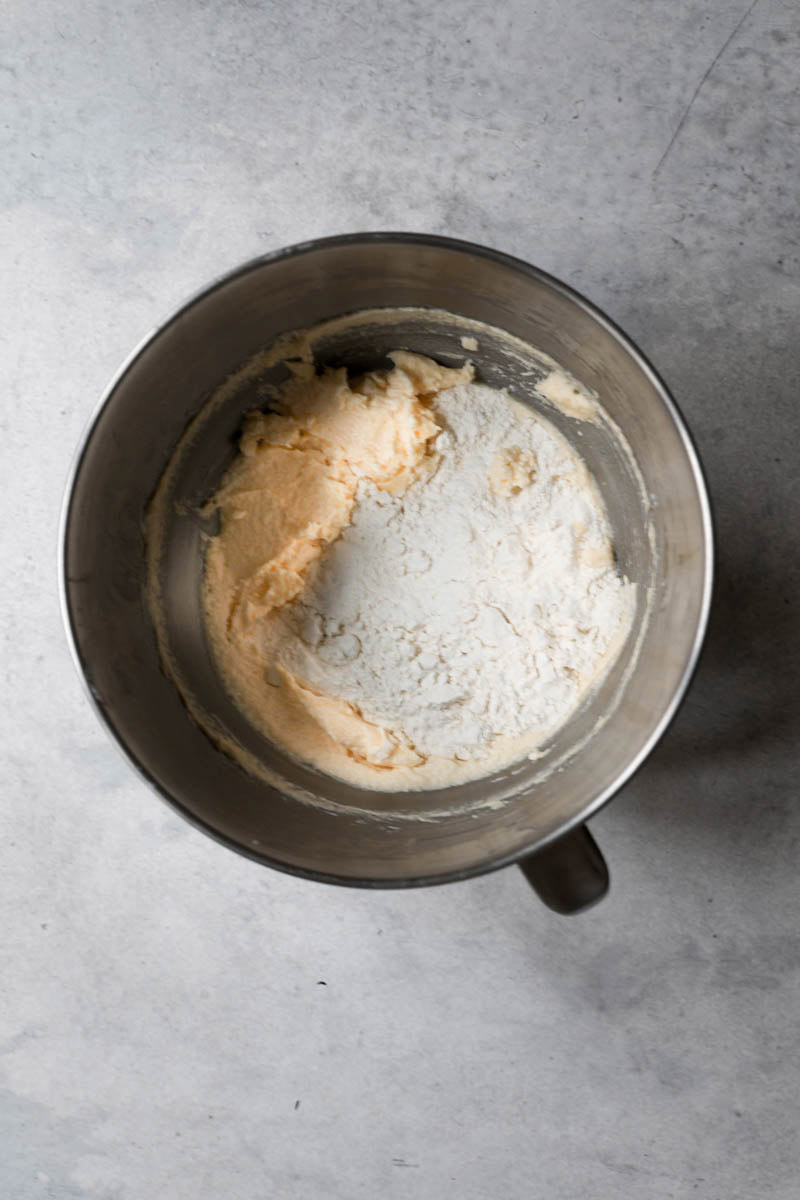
[2,1,799,1196]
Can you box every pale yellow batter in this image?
[203,352,481,788]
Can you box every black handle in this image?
[519,824,609,914]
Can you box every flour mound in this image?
[277,381,634,761]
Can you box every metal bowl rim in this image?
[59,231,715,889]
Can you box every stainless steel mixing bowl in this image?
[60,233,713,912]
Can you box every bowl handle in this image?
[518,825,609,914]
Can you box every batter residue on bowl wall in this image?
[198,346,636,790]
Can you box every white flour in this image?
[276,381,634,761]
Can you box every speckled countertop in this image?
[3,2,799,1197]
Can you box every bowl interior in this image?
[63,237,711,883]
